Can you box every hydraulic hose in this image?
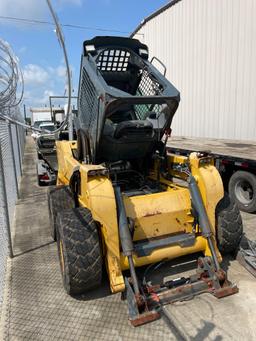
[114,186,140,295]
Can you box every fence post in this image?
[8,124,19,198]
[15,124,22,176]
[0,140,14,259]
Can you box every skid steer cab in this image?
[48,36,243,326]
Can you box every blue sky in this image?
[0,0,168,110]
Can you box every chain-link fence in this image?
[0,114,25,309]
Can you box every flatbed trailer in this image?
[167,136,256,213]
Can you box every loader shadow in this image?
[160,307,187,341]
[161,309,222,341]
[239,233,251,249]
[190,320,222,341]
[13,241,55,257]
[73,269,112,301]
[140,252,201,286]
[220,255,233,272]
[160,293,222,340]
[72,251,236,303]
[72,254,203,302]
[145,251,236,285]
[220,236,247,272]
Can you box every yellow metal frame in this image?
[56,141,224,293]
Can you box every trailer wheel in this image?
[228,171,256,213]
[216,193,243,254]
[56,207,102,295]
[47,186,74,241]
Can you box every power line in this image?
[0,15,143,36]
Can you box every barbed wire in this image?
[0,39,36,129]
[0,0,71,134]
[0,39,24,111]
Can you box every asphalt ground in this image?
[0,136,256,340]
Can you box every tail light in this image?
[40,173,50,180]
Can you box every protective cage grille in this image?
[138,69,162,97]
[135,70,164,119]
[79,68,98,129]
[97,49,131,72]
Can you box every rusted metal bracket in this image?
[125,257,238,327]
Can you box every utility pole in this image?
[23,104,27,135]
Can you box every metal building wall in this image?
[133,0,256,140]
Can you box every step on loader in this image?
[48,36,243,326]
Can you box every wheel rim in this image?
[234,179,253,205]
[59,240,65,274]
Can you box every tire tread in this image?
[216,193,243,254]
[56,207,102,295]
[48,185,74,240]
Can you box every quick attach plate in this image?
[125,257,238,327]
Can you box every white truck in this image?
[30,107,52,126]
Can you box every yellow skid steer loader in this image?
[48,36,243,326]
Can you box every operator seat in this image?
[98,118,155,163]
[114,120,153,139]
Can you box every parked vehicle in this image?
[36,157,56,186]
[32,122,55,140]
[33,120,52,129]
[167,136,256,213]
[30,107,52,126]
[35,122,57,186]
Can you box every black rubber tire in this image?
[38,178,44,186]
[37,167,45,187]
[37,172,43,186]
[228,170,256,213]
[37,152,43,160]
[215,193,243,254]
[56,207,102,295]
[47,186,74,241]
